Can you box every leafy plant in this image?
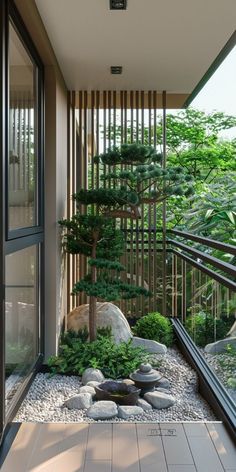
[48,333,149,379]
[185,311,233,347]
[133,312,174,347]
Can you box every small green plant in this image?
[185,311,233,347]
[48,332,150,379]
[133,312,174,347]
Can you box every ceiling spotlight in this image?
[110,0,127,10]
[111,66,123,74]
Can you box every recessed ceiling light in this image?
[111,66,123,74]
[110,0,127,10]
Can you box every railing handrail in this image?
[172,249,236,291]
[168,239,236,278]
[169,229,236,256]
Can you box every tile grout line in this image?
[135,423,141,472]
[159,422,170,472]
[111,422,113,472]
[182,422,201,472]
[82,423,90,472]
[205,423,227,472]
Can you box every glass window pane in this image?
[5,245,39,409]
[8,22,38,230]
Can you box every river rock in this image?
[86,381,100,388]
[144,391,175,409]
[81,368,105,385]
[156,377,170,389]
[123,379,135,386]
[78,385,96,397]
[118,405,144,419]
[64,393,92,410]
[131,336,167,354]
[86,401,118,420]
[205,337,236,354]
[137,398,152,410]
[67,302,132,343]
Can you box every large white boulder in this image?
[67,302,132,344]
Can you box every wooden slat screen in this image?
[68,90,169,319]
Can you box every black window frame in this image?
[6,2,44,240]
[0,0,45,444]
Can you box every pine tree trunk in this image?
[89,236,98,342]
[89,293,96,342]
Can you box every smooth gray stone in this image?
[78,385,96,397]
[144,391,175,409]
[86,381,100,387]
[81,368,105,385]
[131,336,167,354]
[118,405,144,419]
[86,401,118,419]
[156,377,170,389]
[64,393,92,410]
[137,398,152,410]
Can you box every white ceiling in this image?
[35,0,236,93]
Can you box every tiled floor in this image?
[1,422,236,472]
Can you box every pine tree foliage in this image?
[60,143,194,340]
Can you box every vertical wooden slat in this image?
[113,90,116,148]
[148,91,152,313]
[135,91,140,317]
[96,91,100,189]
[124,91,128,315]
[153,91,157,311]
[103,91,107,186]
[162,91,167,316]
[78,90,83,306]
[141,91,145,316]
[130,91,134,316]
[67,92,72,314]
[91,90,95,190]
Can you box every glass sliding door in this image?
[0,1,44,443]
[5,245,39,409]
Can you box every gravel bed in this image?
[202,350,236,404]
[14,346,216,423]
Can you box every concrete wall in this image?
[14,0,68,358]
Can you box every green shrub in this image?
[60,326,112,345]
[48,332,149,379]
[185,311,233,347]
[133,312,174,347]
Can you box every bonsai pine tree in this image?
[60,143,194,341]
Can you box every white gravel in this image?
[14,347,216,423]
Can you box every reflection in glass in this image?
[5,246,38,409]
[8,22,38,230]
